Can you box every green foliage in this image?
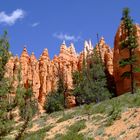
[57,70,66,95]
[15,85,38,140]
[15,85,38,120]
[119,8,138,94]
[95,127,105,136]
[73,49,111,105]
[55,133,84,140]
[68,120,86,132]
[56,113,73,123]
[72,70,93,105]
[15,67,38,121]
[121,71,131,78]
[44,91,64,113]
[83,104,92,120]
[108,137,117,140]
[20,126,53,140]
[45,68,67,113]
[69,89,140,126]
[105,101,122,126]
[14,68,38,140]
[0,31,10,81]
[129,124,137,129]
[55,120,86,140]
[119,57,136,67]
[0,31,15,137]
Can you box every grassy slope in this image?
[4,90,140,140]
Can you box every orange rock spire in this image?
[113,24,140,95]
[5,39,113,111]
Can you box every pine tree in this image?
[15,68,38,140]
[119,8,138,94]
[58,66,68,108]
[44,90,64,113]
[44,65,67,113]
[73,49,111,105]
[72,70,86,105]
[0,31,10,81]
[0,78,15,136]
[0,31,15,137]
[90,49,111,102]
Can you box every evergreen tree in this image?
[57,67,67,107]
[119,8,138,94]
[0,31,15,137]
[15,68,38,140]
[90,49,111,102]
[44,90,64,113]
[73,49,111,105]
[0,31,10,81]
[44,66,67,113]
[72,71,85,105]
[0,78,15,136]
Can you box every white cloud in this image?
[0,9,25,25]
[53,32,81,42]
[31,22,40,27]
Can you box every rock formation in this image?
[113,23,140,95]
[5,38,113,111]
[96,37,113,75]
[5,22,140,108]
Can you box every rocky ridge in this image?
[6,23,140,110]
[5,38,113,110]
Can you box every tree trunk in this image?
[130,50,134,94]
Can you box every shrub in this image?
[55,132,84,140]
[72,49,112,106]
[56,113,73,123]
[21,126,53,140]
[68,120,86,133]
[44,91,64,113]
[0,31,15,137]
[55,120,86,140]
[95,127,105,136]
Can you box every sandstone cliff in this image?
[5,38,113,110]
[113,23,140,95]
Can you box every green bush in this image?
[95,127,105,136]
[55,120,86,140]
[72,49,112,106]
[21,126,53,140]
[0,31,15,137]
[44,91,64,113]
[15,87,38,120]
[55,132,84,140]
[57,113,73,123]
[68,120,86,133]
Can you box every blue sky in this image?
[0,0,140,59]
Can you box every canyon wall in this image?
[113,24,140,95]
[5,38,113,111]
[5,23,140,112]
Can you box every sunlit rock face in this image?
[96,37,113,75]
[5,38,113,111]
[113,23,140,95]
[38,48,50,108]
[78,38,113,75]
[5,56,19,93]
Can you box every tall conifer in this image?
[119,8,138,94]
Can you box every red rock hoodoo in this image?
[113,24,140,95]
[5,23,140,111]
[5,38,113,111]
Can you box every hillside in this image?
[3,90,140,140]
